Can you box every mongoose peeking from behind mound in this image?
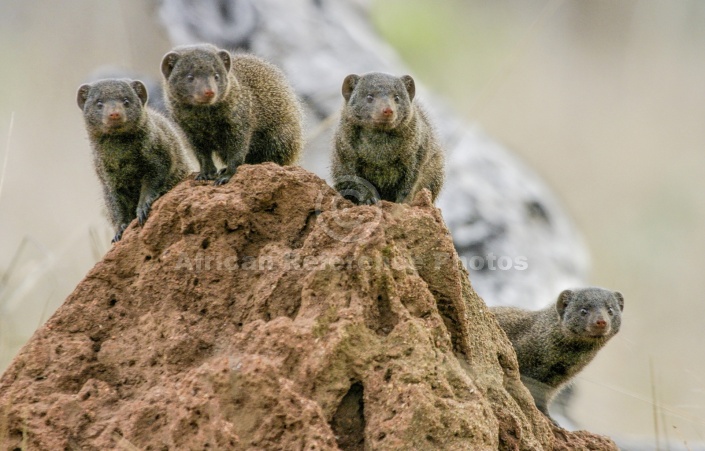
[331,72,444,205]
[490,287,624,424]
[77,79,192,243]
[161,44,303,185]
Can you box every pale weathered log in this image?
[157,0,589,308]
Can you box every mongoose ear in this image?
[131,80,149,106]
[400,75,415,101]
[342,74,360,101]
[161,52,179,79]
[77,84,91,110]
[614,291,624,311]
[556,289,573,317]
[217,50,232,72]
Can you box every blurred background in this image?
[1,0,704,447]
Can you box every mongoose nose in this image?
[381,107,393,116]
[203,89,215,98]
[109,112,121,119]
[595,319,607,328]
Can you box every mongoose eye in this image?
[366,95,374,103]
[607,307,614,315]
[214,73,220,81]
[96,101,103,109]
[394,95,400,102]
[187,74,194,82]
[580,308,589,315]
[123,98,130,106]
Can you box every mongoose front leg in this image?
[334,177,380,205]
[136,177,164,226]
[111,209,131,243]
[194,150,218,181]
[112,224,128,243]
[215,126,251,186]
[106,189,133,243]
[333,154,381,205]
[395,172,417,204]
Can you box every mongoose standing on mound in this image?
[331,72,444,204]
[490,287,624,424]
[161,44,304,185]
[77,79,192,243]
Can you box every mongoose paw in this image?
[341,193,379,206]
[195,171,216,181]
[214,174,232,186]
[137,202,152,226]
[111,224,128,243]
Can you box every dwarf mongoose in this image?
[332,72,444,204]
[77,79,192,242]
[491,287,624,424]
[161,44,303,185]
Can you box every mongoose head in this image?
[341,72,415,130]
[77,79,148,135]
[161,44,232,106]
[556,287,624,340]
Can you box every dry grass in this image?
[0,112,13,207]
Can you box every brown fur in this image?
[331,72,444,204]
[491,287,624,424]
[77,78,192,242]
[161,44,303,185]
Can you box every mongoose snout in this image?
[191,78,219,105]
[583,309,613,337]
[101,103,129,130]
[372,101,397,125]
